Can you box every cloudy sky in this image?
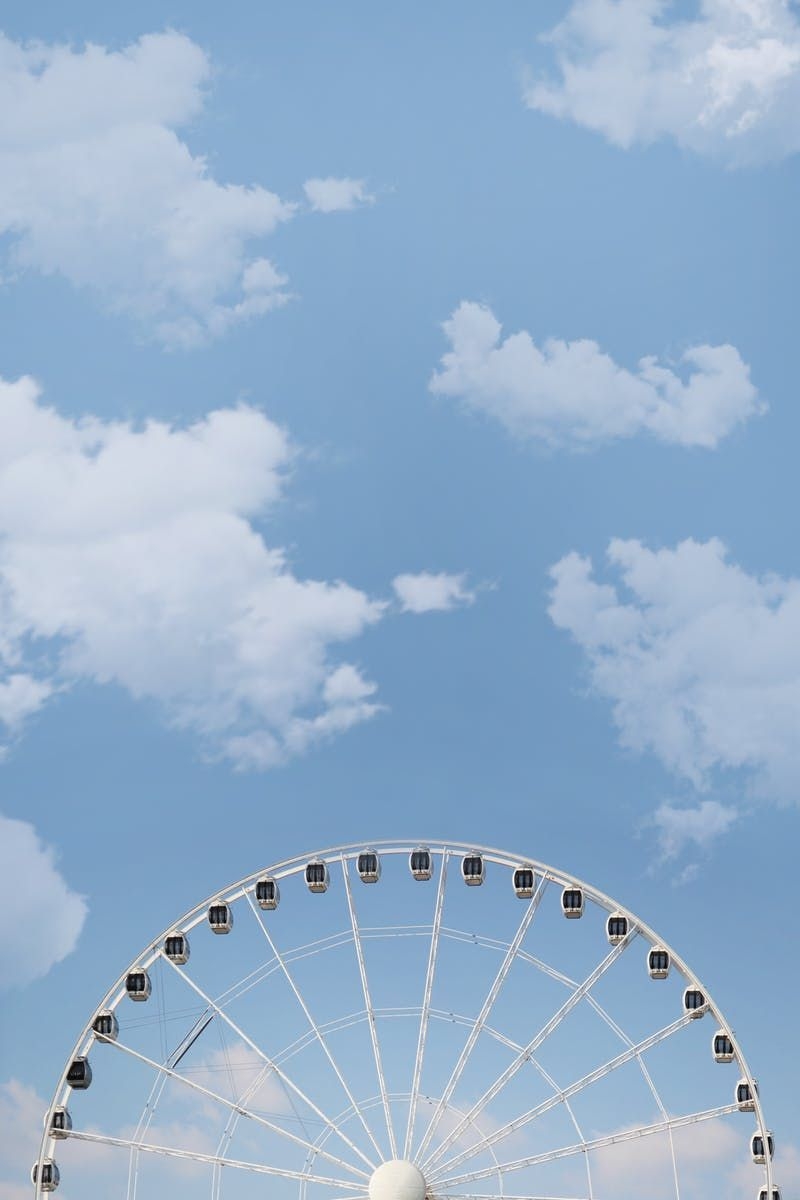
[1,0,799,1195]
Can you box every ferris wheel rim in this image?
[34,838,774,1199]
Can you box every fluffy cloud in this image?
[0,815,87,989]
[430,302,761,449]
[0,31,329,347]
[302,177,374,213]
[652,798,739,858]
[0,374,393,768]
[548,537,800,796]
[392,571,475,614]
[527,0,800,166]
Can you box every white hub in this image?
[368,1160,427,1200]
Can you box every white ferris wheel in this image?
[33,841,777,1200]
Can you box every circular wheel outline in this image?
[33,840,775,1199]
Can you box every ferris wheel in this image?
[33,841,777,1200]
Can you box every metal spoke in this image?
[415,876,548,1163]
[245,890,385,1163]
[162,953,377,1171]
[435,1103,739,1187]
[404,849,448,1158]
[341,855,399,1159]
[97,1029,369,1179]
[65,1128,364,1186]
[422,929,634,1173]
[427,1012,695,1182]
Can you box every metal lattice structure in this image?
[33,841,776,1200]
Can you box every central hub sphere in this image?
[368,1160,426,1200]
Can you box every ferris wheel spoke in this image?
[427,1011,695,1182]
[95,1032,369,1180]
[403,849,449,1159]
[414,876,549,1164]
[433,1102,739,1187]
[341,855,399,1159]
[244,891,386,1164]
[161,953,377,1172]
[422,929,634,1174]
[64,1128,367,1187]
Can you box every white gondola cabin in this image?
[683,986,707,1018]
[92,1010,119,1042]
[648,946,670,979]
[713,1030,735,1063]
[31,1161,59,1191]
[208,901,234,932]
[606,912,629,944]
[357,850,381,883]
[164,933,190,964]
[49,1107,72,1139]
[66,1056,91,1090]
[126,969,151,1001]
[561,887,584,918]
[409,846,433,881]
[513,865,535,898]
[255,877,280,910]
[737,1079,757,1111]
[758,1188,781,1200]
[462,853,485,886]
[305,861,329,893]
[751,1132,774,1164]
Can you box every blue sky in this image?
[1,1,799,1196]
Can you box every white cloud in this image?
[0,374,393,768]
[548,537,800,796]
[0,31,311,347]
[430,302,761,449]
[0,815,87,989]
[652,798,739,858]
[392,571,476,614]
[588,1117,742,1199]
[526,0,800,166]
[302,176,374,213]
[0,1079,42,1200]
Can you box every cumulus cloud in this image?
[0,374,394,768]
[0,30,348,347]
[302,177,374,212]
[392,571,476,614]
[526,0,800,166]
[548,537,800,796]
[430,302,761,449]
[0,814,87,989]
